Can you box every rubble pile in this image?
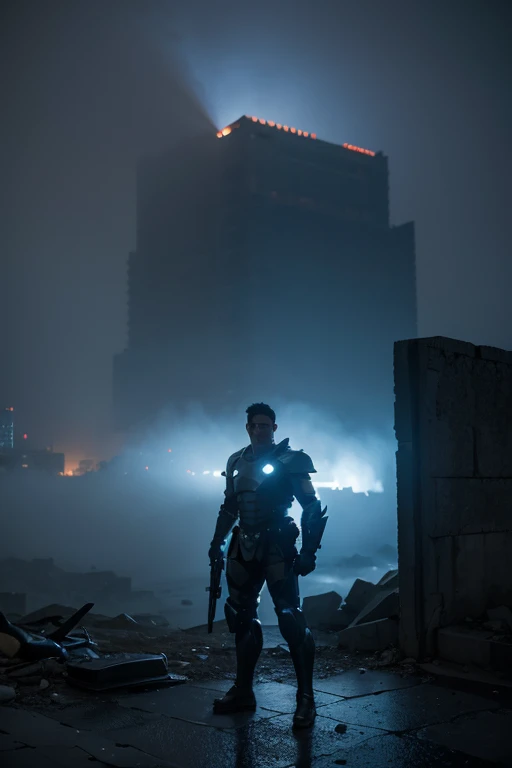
[0,555,408,714]
[301,569,400,652]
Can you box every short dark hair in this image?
[246,402,276,424]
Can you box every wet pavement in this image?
[1,669,511,767]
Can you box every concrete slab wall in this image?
[394,336,512,658]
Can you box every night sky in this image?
[1,0,510,465]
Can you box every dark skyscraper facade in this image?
[114,116,416,432]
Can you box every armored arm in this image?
[208,459,239,561]
[287,451,328,576]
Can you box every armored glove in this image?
[293,550,317,576]
[208,502,237,566]
[208,543,224,566]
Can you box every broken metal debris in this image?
[66,652,187,692]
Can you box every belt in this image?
[238,513,293,537]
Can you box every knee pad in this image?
[225,598,258,634]
[276,606,307,646]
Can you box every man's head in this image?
[246,402,277,448]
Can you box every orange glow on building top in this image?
[342,143,376,157]
[215,116,374,156]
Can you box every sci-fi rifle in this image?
[206,556,224,633]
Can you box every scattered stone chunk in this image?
[302,591,343,629]
[344,579,379,614]
[0,684,16,704]
[377,569,399,590]
[487,606,512,632]
[349,587,399,627]
[338,617,399,651]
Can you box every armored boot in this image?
[213,617,263,714]
[290,627,316,728]
[275,606,317,728]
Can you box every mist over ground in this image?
[1,402,397,589]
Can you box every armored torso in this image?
[226,439,315,533]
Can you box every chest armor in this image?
[230,449,294,530]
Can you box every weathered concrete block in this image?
[478,345,512,365]
[395,334,512,670]
[434,532,512,624]
[426,353,476,478]
[344,579,379,614]
[302,591,342,629]
[396,440,421,660]
[487,606,512,632]
[338,618,399,651]
[473,359,512,477]
[350,588,399,627]
[423,337,476,359]
[434,478,512,536]
[329,608,355,630]
[377,569,399,589]
[393,340,416,444]
[437,626,492,667]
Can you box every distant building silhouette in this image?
[0,407,64,474]
[114,116,416,431]
[0,407,14,450]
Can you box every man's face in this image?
[246,414,277,447]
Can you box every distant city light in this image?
[213,470,222,477]
[23,433,28,440]
[343,143,375,157]
[203,470,210,475]
[167,448,172,453]
[145,466,149,471]
[216,116,318,142]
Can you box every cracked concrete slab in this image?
[0,708,90,748]
[224,714,385,768]
[115,684,272,727]
[103,716,239,768]
[0,707,175,767]
[1,747,64,768]
[187,680,342,712]
[0,734,26,752]
[313,732,496,768]
[31,746,112,767]
[32,699,160,732]
[116,680,341,726]
[317,683,500,732]
[416,708,512,765]
[3,743,171,768]
[312,668,421,697]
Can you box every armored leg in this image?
[267,549,316,729]
[213,533,264,714]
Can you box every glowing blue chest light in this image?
[262,464,275,475]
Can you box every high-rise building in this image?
[0,407,14,450]
[114,116,417,432]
